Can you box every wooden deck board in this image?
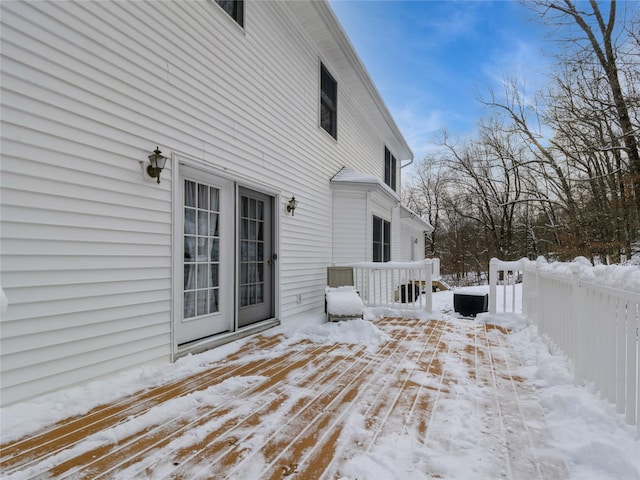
[1,318,567,479]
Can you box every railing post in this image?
[425,260,432,313]
[489,258,498,314]
[573,271,588,385]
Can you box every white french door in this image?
[175,166,276,347]
[176,167,234,345]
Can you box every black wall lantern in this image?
[287,196,298,216]
[146,147,168,184]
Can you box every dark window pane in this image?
[184,236,195,261]
[198,184,208,209]
[391,156,396,191]
[198,210,208,235]
[210,263,219,288]
[257,201,264,220]
[241,219,249,240]
[184,263,196,290]
[373,215,390,262]
[373,216,381,241]
[240,285,248,307]
[209,289,219,313]
[185,180,196,207]
[210,213,219,236]
[257,221,264,241]
[257,263,264,282]
[256,284,264,304]
[241,263,248,283]
[210,188,219,211]
[384,147,397,191]
[320,64,337,138]
[197,237,209,262]
[184,291,196,318]
[384,148,391,186]
[210,238,219,262]
[197,264,208,289]
[373,242,381,262]
[241,196,249,217]
[184,208,195,235]
[197,290,208,316]
[215,0,243,27]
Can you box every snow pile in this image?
[290,319,390,354]
[476,311,528,331]
[326,286,365,316]
[453,286,489,296]
[509,323,640,479]
[534,256,640,292]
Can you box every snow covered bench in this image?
[325,286,365,322]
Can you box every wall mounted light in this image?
[146,147,168,184]
[286,196,298,216]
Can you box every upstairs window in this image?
[384,147,397,191]
[215,0,244,27]
[320,64,337,138]
[373,215,391,262]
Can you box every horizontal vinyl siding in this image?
[1,0,407,405]
[1,1,175,405]
[332,190,368,264]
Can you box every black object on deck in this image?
[454,293,488,317]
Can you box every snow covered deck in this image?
[1,300,638,479]
[0,284,640,480]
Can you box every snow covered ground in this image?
[1,287,639,479]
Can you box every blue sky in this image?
[329,0,554,162]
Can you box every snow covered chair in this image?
[326,267,364,322]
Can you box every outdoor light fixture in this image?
[286,196,298,216]
[146,147,168,184]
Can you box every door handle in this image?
[267,253,277,266]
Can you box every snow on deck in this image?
[1,292,639,479]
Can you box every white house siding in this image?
[0,0,416,405]
[400,206,432,262]
[400,219,424,262]
[331,189,368,265]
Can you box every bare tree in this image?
[533,0,640,215]
[402,155,449,257]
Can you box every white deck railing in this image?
[489,257,640,438]
[489,258,526,314]
[338,260,437,312]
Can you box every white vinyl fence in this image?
[338,259,438,313]
[489,257,640,438]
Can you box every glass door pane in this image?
[184,179,221,319]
